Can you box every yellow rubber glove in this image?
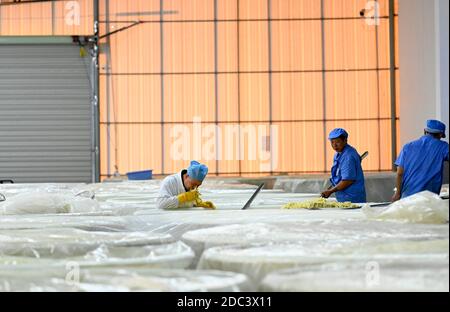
[177,189,199,204]
[195,200,216,209]
[79,46,87,58]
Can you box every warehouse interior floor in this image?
[0,179,448,291]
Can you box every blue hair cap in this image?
[187,161,208,181]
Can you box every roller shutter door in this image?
[0,44,93,183]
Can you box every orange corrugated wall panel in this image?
[98,0,399,178]
[2,0,398,178]
[0,0,94,36]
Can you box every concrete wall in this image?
[437,0,449,183]
[398,0,449,183]
[436,0,449,136]
[398,0,449,144]
[273,173,397,203]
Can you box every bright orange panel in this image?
[273,122,326,172]
[376,22,400,120]
[378,70,392,120]
[99,0,160,23]
[325,71,379,120]
[2,0,400,176]
[380,119,393,170]
[394,18,399,120]
[395,16,399,68]
[271,0,321,19]
[271,20,322,71]
[239,73,270,122]
[217,123,241,174]
[217,0,237,20]
[217,74,239,122]
[396,69,400,119]
[324,19,377,70]
[325,120,381,171]
[239,0,267,20]
[163,0,214,21]
[164,74,215,122]
[99,75,161,123]
[0,0,93,36]
[377,16,399,70]
[324,0,389,18]
[217,22,238,72]
[101,22,160,74]
[99,123,115,176]
[239,123,273,174]
[54,0,94,36]
[163,124,218,174]
[376,19,390,69]
[100,124,162,176]
[0,2,52,35]
[164,22,214,73]
[239,21,269,72]
[272,73,323,121]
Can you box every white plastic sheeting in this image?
[72,181,284,213]
[75,182,161,213]
[260,259,449,292]
[0,193,100,215]
[363,191,449,224]
[0,181,320,215]
[73,181,322,212]
[0,268,252,292]
[127,209,366,239]
[440,184,449,197]
[0,228,174,258]
[1,181,449,292]
[0,241,194,270]
[0,180,346,215]
[0,226,196,270]
[0,183,85,198]
[197,236,449,285]
[182,220,449,262]
[0,215,129,232]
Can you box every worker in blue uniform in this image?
[392,119,449,201]
[321,128,367,203]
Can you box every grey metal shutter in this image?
[0,44,93,183]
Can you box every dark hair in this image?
[338,135,348,141]
[425,131,442,139]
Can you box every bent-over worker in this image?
[157,160,216,210]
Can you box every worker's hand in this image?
[321,190,333,198]
[196,200,216,209]
[391,192,401,202]
[177,189,200,204]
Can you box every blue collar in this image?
[423,134,442,141]
[339,145,349,154]
[335,145,349,158]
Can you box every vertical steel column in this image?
[375,0,382,170]
[389,0,398,170]
[160,0,165,175]
[267,0,274,174]
[237,0,242,176]
[214,0,220,176]
[320,0,328,172]
[93,0,100,182]
[105,0,112,177]
[52,0,56,35]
